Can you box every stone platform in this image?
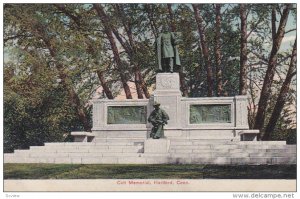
[4,73,296,165]
[4,138,296,165]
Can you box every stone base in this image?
[239,130,260,141]
[71,132,96,142]
[144,139,170,153]
[4,138,296,165]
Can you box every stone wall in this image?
[91,73,250,140]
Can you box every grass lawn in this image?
[4,164,296,179]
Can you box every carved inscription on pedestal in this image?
[156,75,179,90]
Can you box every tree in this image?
[111,4,150,98]
[53,4,115,99]
[263,38,296,140]
[214,4,223,96]
[192,4,214,97]
[4,47,83,152]
[93,4,133,99]
[239,4,248,95]
[6,5,93,131]
[254,4,292,134]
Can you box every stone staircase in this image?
[4,139,296,165]
[4,139,145,164]
[167,139,296,164]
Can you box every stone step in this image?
[30,145,143,151]
[31,145,109,150]
[31,152,142,158]
[169,145,296,151]
[9,150,295,160]
[249,153,296,157]
[169,140,289,146]
[170,153,250,158]
[169,148,296,154]
[44,142,95,146]
[95,138,145,143]
[169,145,212,150]
[170,139,286,143]
[240,145,296,149]
[237,141,287,145]
[170,151,296,158]
[4,155,296,165]
[96,142,144,146]
[14,146,143,154]
[33,145,142,149]
[44,141,144,146]
[17,146,294,155]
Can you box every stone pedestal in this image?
[151,73,182,130]
[71,132,96,142]
[235,95,249,129]
[144,139,170,153]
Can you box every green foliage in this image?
[4,79,84,152]
[3,36,89,152]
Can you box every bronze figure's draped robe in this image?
[148,108,170,139]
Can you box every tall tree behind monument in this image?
[112,4,151,98]
[93,4,133,99]
[192,4,214,97]
[214,4,223,96]
[53,4,115,99]
[239,4,248,96]
[263,38,296,140]
[254,4,292,135]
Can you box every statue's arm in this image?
[171,32,179,45]
[148,112,153,123]
[162,110,170,122]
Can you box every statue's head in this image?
[153,101,160,109]
[161,25,170,33]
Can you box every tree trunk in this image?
[93,4,132,99]
[271,6,277,41]
[96,70,114,99]
[215,4,223,97]
[239,4,248,95]
[254,4,291,134]
[192,4,213,97]
[138,71,150,98]
[134,67,144,99]
[263,38,296,140]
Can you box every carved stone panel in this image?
[190,104,231,124]
[107,106,147,124]
[156,73,180,90]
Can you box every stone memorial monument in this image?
[4,26,296,165]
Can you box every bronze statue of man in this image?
[156,26,181,73]
[148,102,169,139]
